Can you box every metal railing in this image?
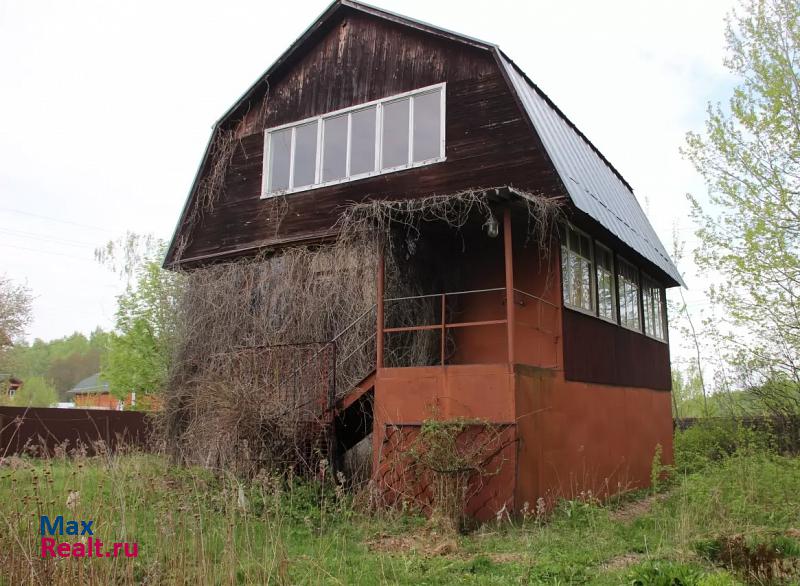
[383,287,507,366]
[381,287,558,367]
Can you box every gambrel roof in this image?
[499,54,684,286]
[166,0,684,287]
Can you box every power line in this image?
[0,242,97,263]
[0,206,119,234]
[0,227,98,248]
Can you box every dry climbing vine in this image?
[161,187,563,477]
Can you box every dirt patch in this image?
[366,532,531,564]
[486,552,528,564]
[600,553,643,571]
[366,532,459,558]
[608,493,668,523]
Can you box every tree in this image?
[9,376,58,408]
[98,237,182,398]
[3,329,110,399]
[0,275,32,350]
[683,0,800,414]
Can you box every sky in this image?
[0,0,737,361]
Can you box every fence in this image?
[0,406,152,457]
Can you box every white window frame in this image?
[641,272,667,342]
[261,83,447,198]
[560,223,596,316]
[616,255,642,333]
[594,241,617,324]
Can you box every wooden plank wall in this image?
[562,308,671,391]
[173,10,564,265]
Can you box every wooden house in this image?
[67,374,148,411]
[165,1,683,518]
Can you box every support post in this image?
[376,243,385,369]
[440,293,446,366]
[503,208,515,365]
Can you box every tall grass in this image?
[1,434,798,585]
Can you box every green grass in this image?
[0,449,798,584]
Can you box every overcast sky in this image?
[1,0,737,360]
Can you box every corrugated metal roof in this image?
[499,54,685,287]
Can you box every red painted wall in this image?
[514,369,673,508]
[371,226,674,519]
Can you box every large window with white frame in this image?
[561,225,595,313]
[595,242,616,322]
[262,84,446,197]
[642,274,666,341]
[617,256,641,331]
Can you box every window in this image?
[595,243,616,322]
[382,98,410,169]
[262,84,446,196]
[617,257,641,331]
[642,274,666,341]
[561,225,594,313]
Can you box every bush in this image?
[9,376,58,407]
[674,420,774,473]
[694,533,800,582]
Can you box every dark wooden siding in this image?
[562,308,671,391]
[174,11,564,265]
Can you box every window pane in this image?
[350,106,376,176]
[382,98,410,169]
[596,245,616,321]
[268,128,291,192]
[322,115,347,182]
[562,227,595,313]
[561,246,571,305]
[293,121,318,188]
[642,277,665,340]
[579,234,592,259]
[413,90,441,162]
[617,259,640,330]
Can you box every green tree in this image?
[9,376,58,408]
[3,329,110,399]
[683,0,800,415]
[99,238,182,398]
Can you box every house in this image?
[6,377,22,398]
[165,0,683,519]
[68,374,133,410]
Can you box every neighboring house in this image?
[68,374,132,411]
[165,1,683,518]
[6,377,22,398]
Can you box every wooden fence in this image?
[0,406,153,457]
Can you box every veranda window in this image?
[595,243,616,322]
[642,274,666,341]
[617,257,641,331]
[561,225,595,313]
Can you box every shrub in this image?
[674,419,774,473]
[694,533,800,583]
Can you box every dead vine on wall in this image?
[162,187,562,477]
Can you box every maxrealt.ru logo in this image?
[39,515,138,558]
